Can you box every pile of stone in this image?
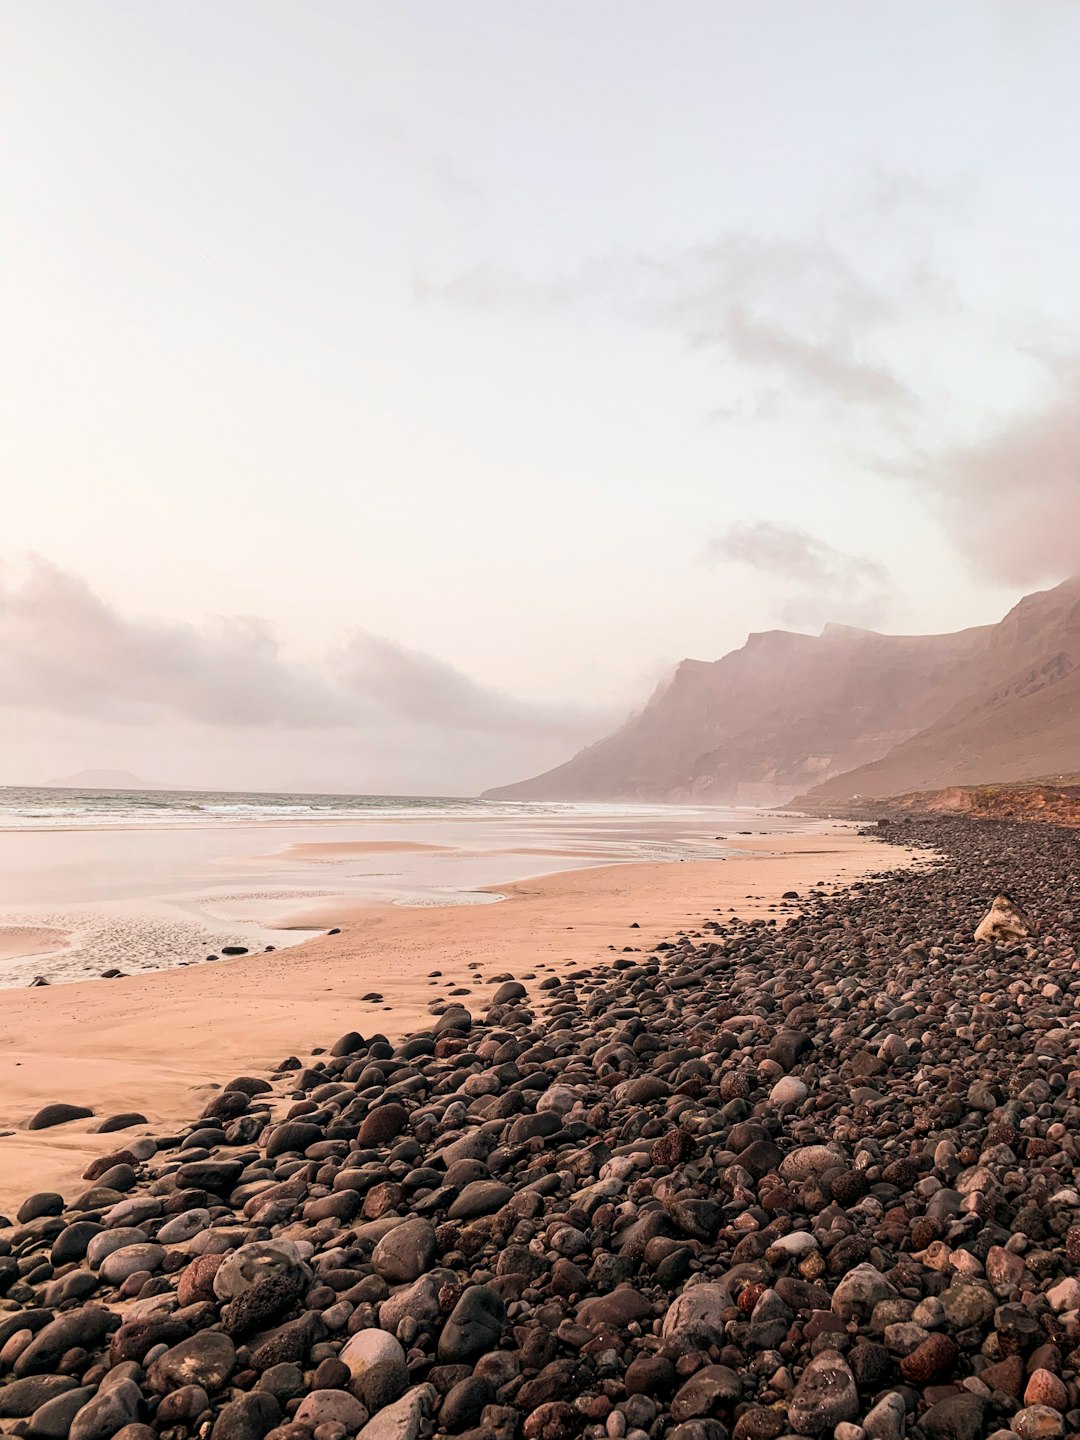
[1,813,1079,1440]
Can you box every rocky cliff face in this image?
[486,576,1080,805]
[854,780,1080,827]
[799,575,1080,805]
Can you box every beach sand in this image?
[0,924,71,961]
[274,839,451,858]
[0,828,903,1217]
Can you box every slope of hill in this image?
[487,575,1080,806]
[799,575,1080,805]
[866,779,1080,827]
[486,620,994,804]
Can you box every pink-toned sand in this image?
[0,830,903,1216]
[0,925,70,961]
[275,840,450,858]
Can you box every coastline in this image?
[0,805,802,985]
[0,826,901,1217]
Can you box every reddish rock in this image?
[523,1401,584,1440]
[1024,1370,1068,1412]
[981,1355,1025,1397]
[901,1334,959,1383]
[177,1254,226,1307]
[985,1245,1025,1292]
[356,1102,409,1147]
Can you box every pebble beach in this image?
[0,815,1077,1440]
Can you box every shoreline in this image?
[0,826,901,1216]
[0,808,830,982]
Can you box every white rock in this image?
[339,1327,407,1380]
[770,1077,809,1105]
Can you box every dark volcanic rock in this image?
[27,1103,93,1131]
[438,1286,507,1361]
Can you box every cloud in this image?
[914,383,1080,585]
[704,521,890,628]
[338,631,605,739]
[417,225,928,416]
[0,558,608,744]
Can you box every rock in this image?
[438,1286,506,1362]
[17,1192,64,1223]
[155,1387,211,1427]
[769,1077,808,1105]
[523,1401,584,1440]
[491,981,527,1005]
[99,1243,165,1286]
[863,1393,907,1440]
[670,1366,742,1420]
[93,1114,147,1133]
[213,1241,305,1300]
[446,1181,512,1220]
[176,1159,244,1193]
[51,1221,105,1266]
[69,1380,142,1440]
[110,1315,189,1366]
[339,1329,406,1381]
[940,1284,994,1329]
[1044,1277,1080,1314]
[1011,1409,1064,1440]
[378,1274,445,1334]
[661,1282,732,1346]
[358,1361,410,1414]
[974,894,1029,943]
[370,1218,437,1283]
[222,1269,303,1337]
[26,1387,95,1439]
[832,1265,899,1322]
[293,1391,368,1432]
[900,1333,958,1382]
[1023,1372,1068,1412]
[732,1407,786,1440]
[0,1377,78,1419]
[576,1289,653,1328]
[27,1103,94,1130]
[147,1332,237,1394]
[14,1309,112,1376]
[920,1394,987,1440]
[357,1103,409,1147]
[787,1352,859,1436]
[209,1392,281,1440]
[356,1384,436,1440]
[779,1145,844,1181]
[440,1376,496,1432]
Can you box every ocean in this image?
[0,789,786,987]
[0,786,667,829]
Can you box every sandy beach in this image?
[0,826,903,1217]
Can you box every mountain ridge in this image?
[486,575,1080,805]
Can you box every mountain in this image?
[44,769,152,791]
[799,575,1080,806]
[485,576,1080,806]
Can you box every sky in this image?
[2,1,1080,794]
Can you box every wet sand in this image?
[0,925,71,961]
[0,808,761,983]
[274,839,451,858]
[0,828,910,1216]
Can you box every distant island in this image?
[44,768,152,790]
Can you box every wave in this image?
[0,786,686,830]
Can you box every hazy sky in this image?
[3,2,1080,793]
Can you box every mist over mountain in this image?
[486,576,1080,806]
